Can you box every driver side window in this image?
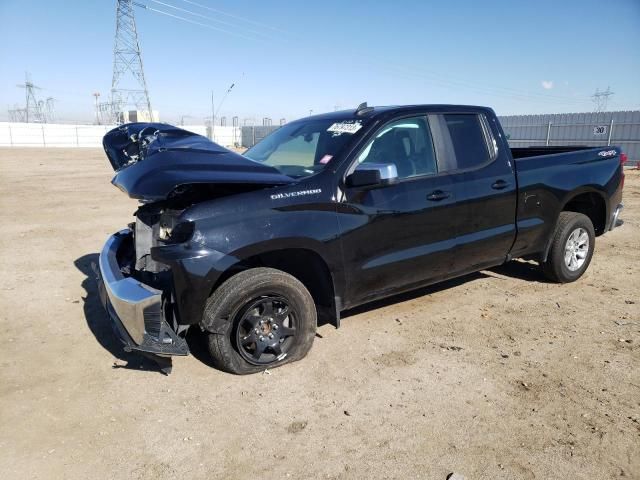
[358,116,437,179]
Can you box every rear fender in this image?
[541,187,608,261]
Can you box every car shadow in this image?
[74,254,549,371]
[340,271,488,321]
[185,328,218,369]
[74,253,166,374]
[340,261,548,321]
[489,259,551,283]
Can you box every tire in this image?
[542,212,595,283]
[203,268,317,374]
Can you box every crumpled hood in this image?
[103,123,293,201]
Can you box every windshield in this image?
[244,118,367,178]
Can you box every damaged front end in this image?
[96,123,292,373]
[97,200,215,373]
[96,190,215,373]
[102,122,293,201]
[96,225,190,374]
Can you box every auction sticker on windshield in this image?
[327,120,363,135]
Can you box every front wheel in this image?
[542,212,595,283]
[203,268,317,374]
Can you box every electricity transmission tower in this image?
[12,73,46,123]
[591,87,614,113]
[109,0,153,122]
[45,97,56,122]
[7,106,26,122]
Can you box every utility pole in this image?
[111,0,154,123]
[232,116,239,146]
[216,83,235,116]
[93,92,101,124]
[211,90,215,140]
[210,83,235,141]
[24,77,30,123]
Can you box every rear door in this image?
[428,112,517,272]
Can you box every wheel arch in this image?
[542,187,608,262]
[210,245,339,327]
[560,188,608,236]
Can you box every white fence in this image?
[0,122,115,147]
[207,126,242,148]
[0,122,239,148]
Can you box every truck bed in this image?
[510,145,593,159]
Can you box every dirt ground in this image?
[0,147,638,480]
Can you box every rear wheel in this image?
[542,212,595,283]
[203,268,316,374]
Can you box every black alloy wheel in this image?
[235,295,297,365]
[204,267,317,374]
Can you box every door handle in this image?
[427,190,451,201]
[491,179,510,190]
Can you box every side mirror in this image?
[346,163,398,188]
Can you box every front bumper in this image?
[95,229,189,357]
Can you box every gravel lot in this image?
[0,147,638,480]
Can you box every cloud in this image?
[541,80,554,90]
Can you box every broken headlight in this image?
[162,221,195,244]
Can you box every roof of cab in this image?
[298,104,494,123]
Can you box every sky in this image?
[1,0,639,124]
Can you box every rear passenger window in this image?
[428,114,493,171]
[443,114,490,169]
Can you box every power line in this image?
[171,2,591,107]
[147,0,271,38]
[130,2,598,108]
[179,0,288,34]
[369,60,593,105]
[133,2,259,41]
[178,4,581,107]
[369,62,592,106]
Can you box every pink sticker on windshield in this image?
[319,155,333,164]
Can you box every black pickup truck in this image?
[97,104,625,374]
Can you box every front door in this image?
[337,115,464,306]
